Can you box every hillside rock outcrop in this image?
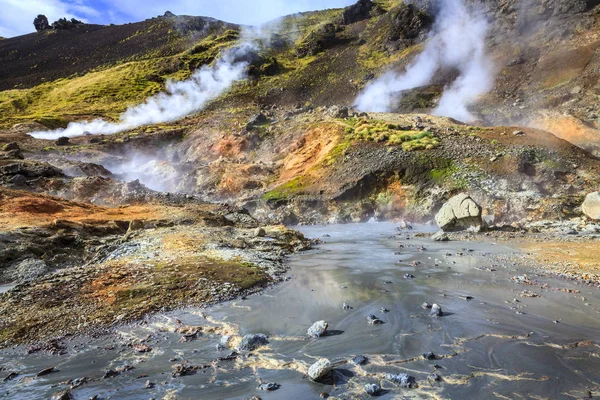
[435,193,482,232]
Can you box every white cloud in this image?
[0,0,356,38]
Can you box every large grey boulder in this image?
[435,193,482,232]
[308,358,332,382]
[582,192,600,220]
[237,334,269,351]
[307,320,328,338]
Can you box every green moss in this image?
[342,118,440,151]
[263,176,307,201]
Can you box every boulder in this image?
[307,320,328,338]
[308,358,332,382]
[435,193,482,232]
[237,334,269,351]
[340,0,375,25]
[582,192,600,220]
[327,105,349,119]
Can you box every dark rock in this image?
[34,15,50,32]
[307,320,329,338]
[3,372,18,382]
[340,0,375,25]
[422,352,436,360]
[36,366,59,376]
[296,23,336,57]
[246,114,268,130]
[237,333,269,351]
[367,314,384,324]
[364,383,381,396]
[55,137,70,146]
[2,142,19,151]
[352,355,368,365]
[258,382,280,391]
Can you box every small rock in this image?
[37,366,59,377]
[367,314,384,324]
[352,355,368,365]
[2,142,19,151]
[422,352,436,360]
[51,390,72,400]
[404,273,415,279]
[307,320,329,338]
[308,358,332,382]
[144,380,155,389]
[422,302,432,309]
[513,130,525,136]
[237,334,269,351]
[380,307,390,313]
[430,304,443,317]
[364,383,381,396]
[432,231,449,242]
[254,227,266,237]
[386,373,417,388]
[55,136,70,146]
[258,382,280,391]
[342,302,352,310]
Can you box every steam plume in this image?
[354,0,494,122]
[30,44,254,140]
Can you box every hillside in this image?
[0,0,599,226]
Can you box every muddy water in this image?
[2,223,600,399]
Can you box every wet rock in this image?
[320,393,329,399]
[172,364,207,377]
[431,231,449,241]
[144,380,155,389]
[386,373,417,388]
[582,192,600,220]
[364,383,381,396]
[237,333,269,351]
[102,370,120,379]
[307,320,329,338]
[217,335,230,350]
[380,307,390,313]
[3,372,18,381]
[435,193,482,232]
[429,303,443,317]
[36,366,59,377]
[69,377,90,389]
[51,390,73,400]
[404,273,415,279]
[422,302,432,309]
[343,302,352,310]
[352,355,368,365]
[258,382,280,391]
[55,136,70,146]
[422,352,436,360]
[308,358,332,382]
[367,314,384,324]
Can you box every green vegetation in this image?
[263,176,307,201]
[343,118,440,151]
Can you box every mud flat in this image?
[2,223,600,399]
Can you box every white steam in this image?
[355,0,494,122]
[30,44,254,140]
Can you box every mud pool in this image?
[2,223,600,399]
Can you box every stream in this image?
[2,222,600,399]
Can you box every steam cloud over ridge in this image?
[30,44,255,140]
[354,0,494,122]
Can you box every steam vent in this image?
[1,0,600,398]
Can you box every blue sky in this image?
[0,0,357,38]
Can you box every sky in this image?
[0,0,357,38]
